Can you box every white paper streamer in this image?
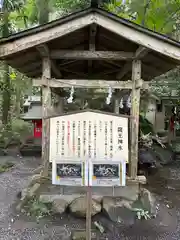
[106,87,112,105]
[67,86,74,103]
[126,94,131,108]
[119,98,123,109]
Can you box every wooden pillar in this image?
[56,94,64,114]
[129,60,141,179]
[114,98,119,114]
[41,57,51,177]
[114,90,120,115]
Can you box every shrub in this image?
[139,115,154,135]
[0,118,33,148]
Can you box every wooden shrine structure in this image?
[0,6,180,181]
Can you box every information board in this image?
[50,110,128,186]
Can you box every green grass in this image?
[0,161,14,173]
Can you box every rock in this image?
[140,188,157,216]
[29,183,41,197]
[153,143,175,165]
[52,198,68,214]
[102,197,136,225]
[39,194,79,204]
[72,231,97,240]
[30,174,49,185]
[94,221,105,233]
[21,188,28,199]
[33,165,43,174]
[69,196,101,217]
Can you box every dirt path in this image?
[0,156,72,240]
[1,155,180,239]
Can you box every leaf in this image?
[137,211,141,220]
[9,72,16,80]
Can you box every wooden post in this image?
[56,95,64,114]
[53,93,64,114]
[114,98,119,114]
[41,57,51,177]
[129,60,141,179]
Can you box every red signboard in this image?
[32,120,42,138]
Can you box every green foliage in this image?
[0,119,33,147]
[0,0,180,133]
[25,198,53,220]
[133,208,151,220]
[0,161,14,173]
[104,0,180,97]
[139,115,154,135]
[11,118,33,137]
[55,0,89,15]
[104,0,180,36]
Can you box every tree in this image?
[104,0,180,36]
[0,0,26,125]
[104,0,180,97]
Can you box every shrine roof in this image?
[0,7,180,81]
[21,104,42,120]
[45,109,130,119]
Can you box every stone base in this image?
[20,175,155,225]
[37,179,147,222]
[40,178,143,202]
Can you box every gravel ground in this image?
[0,155,180,239]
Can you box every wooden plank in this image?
[135,46,150,59]
[129,60,141,179]
[95,13,180,61]
[87,23,97,240]
[0,14,92,58]
[41,57,51,177]
[116,62,131,80]
[33,78,149,89]
[36,44,62,78]
[54,93,64,114]
[88,24,97,71]
[50,50,134,60]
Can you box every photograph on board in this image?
[93,163,119,178]
[56,163,82,178]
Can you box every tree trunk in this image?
[2,12,11,125]
[36,0,50,24]
[15,86,21,117]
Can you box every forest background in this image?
[0,0,180,143]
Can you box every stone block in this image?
[102,196,136,225]
[69,196,101,217]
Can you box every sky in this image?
[0,0,3,9]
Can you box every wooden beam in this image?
[135,46,150,59]
[88,24,97,71]
[87,24,96,240]
[115,47,149,79]
[62,68,88,77]
[0,14,92,58]
[95,13,180,61]
[33,78,149,89]
[116,62,131,80]
[50,50,134,60]
[41,57,51,177]
[36,44,62,78]
[59,60,78,67]
[1,12,180,62]
[129,60,141,179]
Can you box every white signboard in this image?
[50,110,128,186]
